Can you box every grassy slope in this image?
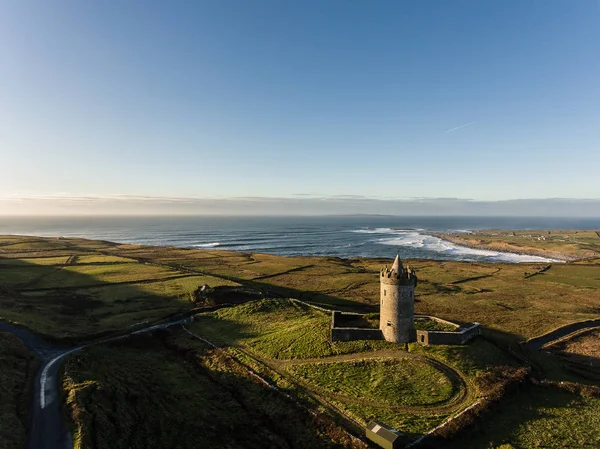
[191,299,394,359]
[0,237,239,338]
[188,299,508,440]
[63,333,363,449]
[548,328,600,359]
[446,385,600,449]
[0,332,38,449]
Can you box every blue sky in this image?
[1,1,599,212]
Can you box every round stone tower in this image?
[380,255,417,343]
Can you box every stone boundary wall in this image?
[414,314,460,329]
[331,310,363,327]
[331,327,385,342]
[416,323,481,346]
[331,311,384,342]
[289,298,334,313]
[329,310,481,345]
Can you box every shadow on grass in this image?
[440,384,586,449]
[0,258,198,344]
[215,274,379,313]
[62,331,360,449]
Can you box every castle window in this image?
[384,289,386,296]
[387,321,392,327]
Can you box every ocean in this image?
[1,215,599,263]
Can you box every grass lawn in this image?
[408,338,518,378]
[189,299,395,360]
[288,358,454,406]
[0,332,38,449]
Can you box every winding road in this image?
[0,318,193,449]
[524,319,600,350]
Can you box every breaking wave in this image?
[351,228,559,263]
[192,242,221,248]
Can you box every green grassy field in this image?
[1,235,600,448]
[3,234,598,341]
[190,299,393,360]
[0,332,37,449]
[187,298,490,441]
[0,238,241,338]
[446,385,600,449]
[288,358,454,406]
[62,332,363,449]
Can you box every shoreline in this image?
[0,232,566,265]
[427,232,571,262]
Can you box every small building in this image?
[365,421,403,449]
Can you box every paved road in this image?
[524,318,600,350]
[0,318,192,449]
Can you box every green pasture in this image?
[288,358,454,406]
[190,299,394,360]
[0,256,70,266]
[62,334,356,449]
[446,386,600,449]
[30,263,179,289]
[73,255,138,264]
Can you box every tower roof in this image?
[391,254,403,273]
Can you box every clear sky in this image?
[1,1,599,213]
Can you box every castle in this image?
[380,255,417,343]
[330,255,481,345]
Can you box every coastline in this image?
[427,232,571,262]
[1,216,599,262]
[0,232,565,265]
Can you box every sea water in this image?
[0,215,598,263]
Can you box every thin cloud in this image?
[445,121,476,133]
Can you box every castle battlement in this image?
[380,254,417,286]
[380,266,417,285]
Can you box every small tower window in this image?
[384,289,386,296]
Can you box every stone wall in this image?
[332,327,384,342]
[331,311,384,342]
[416,323,481,346]
[414,314,460,329]
[331,311,481,345]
